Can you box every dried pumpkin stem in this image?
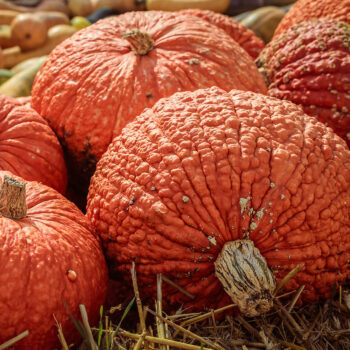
[0,176,27,219]
[123,29,154,55]
[214,239,276,317]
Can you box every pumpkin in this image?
[178,9,265,59]
[0,94,66,193]
[10,12,47,51]
[256,19,350,147]
[86,86,350,316]
[274,0,350,36]
[31,11,267,192]
[0,172,108,349]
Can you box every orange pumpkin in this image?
[274,0,350,36]
[87,86,350,315]
[0,94,67,193]
[31,11,267,192]
[0,171,108,349]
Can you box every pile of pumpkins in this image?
[0,0,349,349]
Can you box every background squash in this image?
[0,94,67,193]
[256,19,350,147]
[1,24,76,68]
[274,0,350,36]
[10,11,70,51]
[86,86,350,314]
[0,171,108,349]
[31,11,267,195]
[240,6,286,43]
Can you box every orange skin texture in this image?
[256,19,350,148]
[0,94,67,194]
[31,11,267,180]
[274,0,350,36]
[87,86,350,312]
[178,9,265,59]
[0,171,108,349]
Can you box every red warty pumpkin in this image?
[256,19,350,147]
[87,86,350,316]
[0,171,108,349]
[274,0,350,36]
[31,11,266,188]
[0,94,67,193]
[178,9,265,59]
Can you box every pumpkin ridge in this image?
[118,105,227,246]
[152,95,231,236]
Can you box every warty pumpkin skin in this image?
[274,0,350,37]
[256,19,350,147]
[0,171,108,349]
[87,86,350,315]
[178,9,265,59]
[31,11,267,189]
[0,94,67,193]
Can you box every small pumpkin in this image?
[256,19,350,147]
[31,11,267,192]
[87,86,350,315]
[10,11,70,51]
[274,0,350,36]
[0,172,108,349]
[178,8,265,59]
[2,24,77,69]
[0,94,67,193]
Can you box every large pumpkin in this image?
[87,86,350,316]
[256,19,350,147]
[274,0,350,36]
[0,171,108,349]
[31,11,267,188]
[178,9,265,59]
[0,94,67,193]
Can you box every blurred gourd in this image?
[145,0,230,12]
[10,11,70,51]
[0,0,70,15]
[240,6,286,43]
[2,24,77,68]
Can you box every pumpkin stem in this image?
[214,239,276,317]
[0,176,27,220]
[123,29,154,56]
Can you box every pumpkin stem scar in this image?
[214,240,276,317]
[122,29,155,56]
[0,176,27,220]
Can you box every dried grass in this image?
[2,268,349,350]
